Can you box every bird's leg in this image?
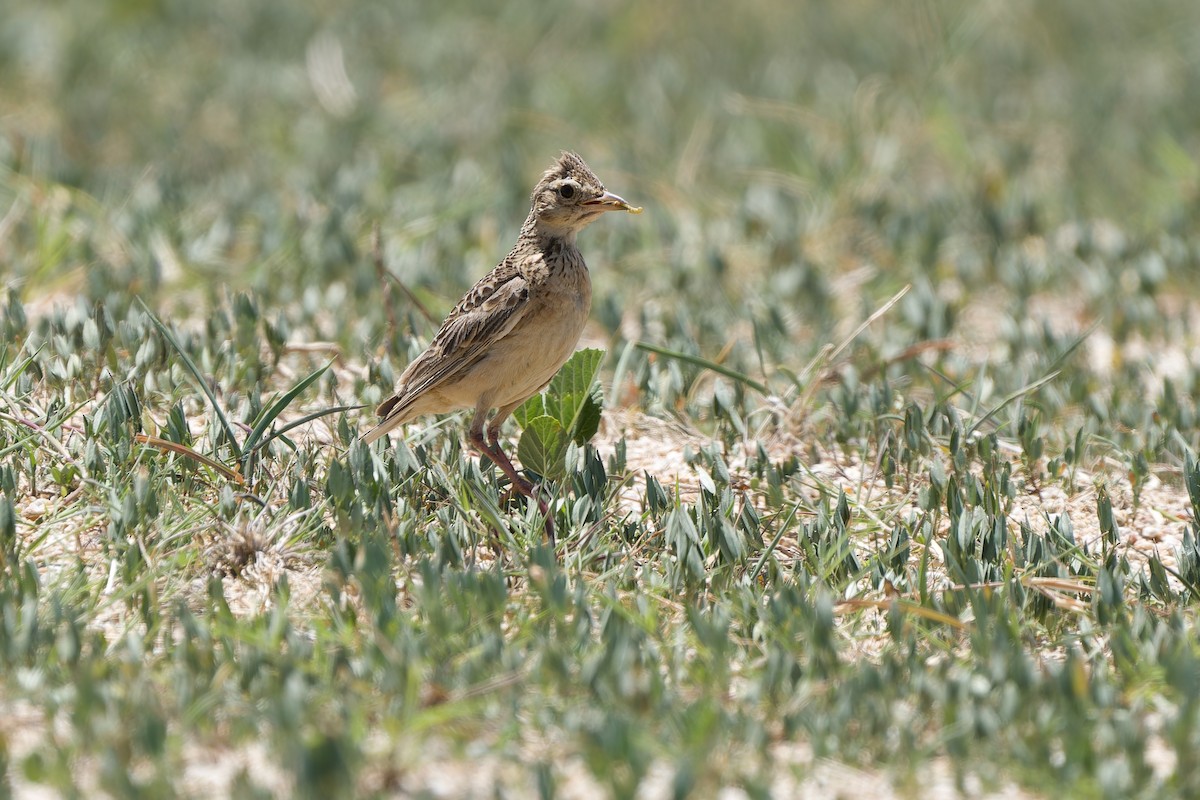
[483,428,535,496]
[469,413,555,545]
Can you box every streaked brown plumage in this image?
[363,151,640,542]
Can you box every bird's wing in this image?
[373,257,534,422]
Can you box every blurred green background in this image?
[5,0,1199,302]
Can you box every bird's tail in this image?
[360,418,398,445]
[359,394,413,445]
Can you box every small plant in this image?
[138,301,357,486]
[513,348,605,482]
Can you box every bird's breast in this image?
[480,256,591,407]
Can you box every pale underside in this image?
[363,249,591,444]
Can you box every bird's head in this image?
[529,151,641,236]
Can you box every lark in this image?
[362,151,641,543]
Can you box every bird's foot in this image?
[499,480,555,547]
[532,490,555,547]
[472,429,556,547]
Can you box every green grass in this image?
[4,0,1200,797]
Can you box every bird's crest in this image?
[537,151,601,192]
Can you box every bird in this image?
[362,151,641,544]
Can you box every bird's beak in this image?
[583,191,643,214]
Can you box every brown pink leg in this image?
[468,410,555,545]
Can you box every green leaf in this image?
[139,298,242,461]
[517,415,568,481]
[553,391,584,435]
[549,349,605,443]
[513,393,546,428]
[515,348,605,448]
[636,341,767,395]
[548,347,604,400]
[241,360,332,462]
[570,392,603,445]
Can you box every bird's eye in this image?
[557,184,576,199]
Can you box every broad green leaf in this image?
[548,348,604,400]
[517,415,568,481]
[555,391,584,433]
[550,350,605,443]
[515,348,605,449]
[568,391,603,445]
[513,394,546,428]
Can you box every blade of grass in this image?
[1,345,43,392]
[833,598,968,630]
[636,341,768,395]
[138,298,243,461]
[135,433,245,484]
[825,284,911,365]
[241,361,333,462]
[608,338,639,408]
[789,285,913,394]
[965,370,1061,437]
[785,284,911,419]
[749,501,800,583]
[965,320,1097,436]
[1155,560,1200,601]
[250,404,366,453]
